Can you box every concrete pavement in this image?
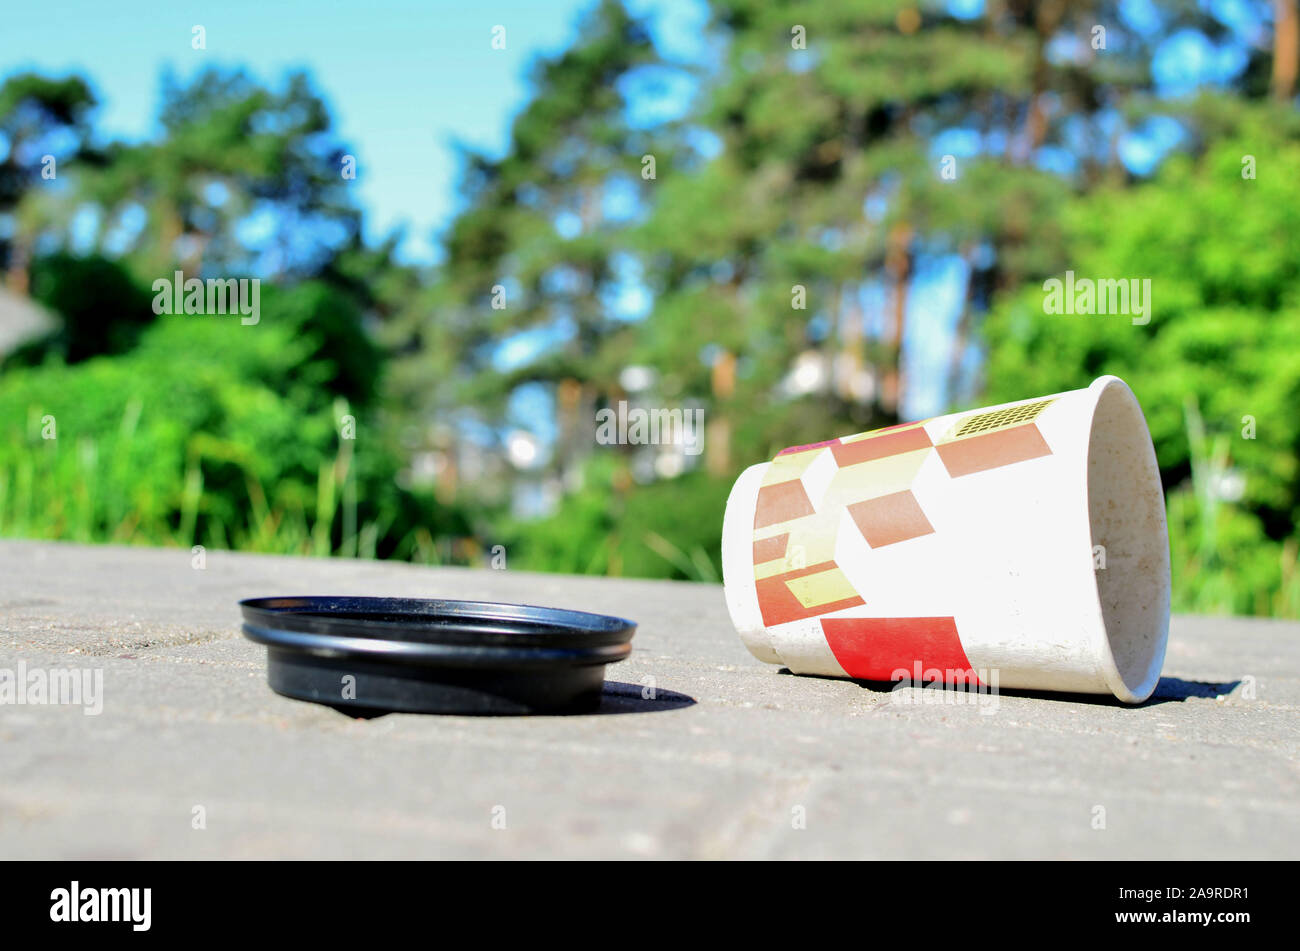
[1,539,1296,858]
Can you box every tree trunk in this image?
[556,377,583,487]
[5,237,30,295]
[837,283,868,406]
[706,349,735,476]
[947,249,980,411]
[1274,0,1299,101]
[1016,0,1065,164]
[881,222,913,416]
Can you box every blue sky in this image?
[0,0,710,262]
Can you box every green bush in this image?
[501,456,729,581]
[14,253,156,364]
[0,280,463,557]
[982,106,1300,617]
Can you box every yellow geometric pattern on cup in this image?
[941,398,1056,442]
[751,425,932,615]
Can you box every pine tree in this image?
[401,0,663,501]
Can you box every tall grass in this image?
[0,399,402,561]
[3,396,1298,617]
[1166,397,1300,619]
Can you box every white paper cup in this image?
[721,375,1170,703]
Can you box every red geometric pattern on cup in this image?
[753,408,1055,646]
[820,616,981,685]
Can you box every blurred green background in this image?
[1,1,1298,617]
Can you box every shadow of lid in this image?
[325,681,697,720]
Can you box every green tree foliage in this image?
[0,74,97,279]
[0,67,437,560]
[403,0,662,489]
[983,101,1300,615]
[2,2,1297,619]
[635,0,1196,466]
[76,68,359,277]
[428,0,1293,598]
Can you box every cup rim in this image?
[1080,376,1171,703]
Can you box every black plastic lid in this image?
[240,596,637,716]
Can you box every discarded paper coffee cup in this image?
[721,375,1170,703]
